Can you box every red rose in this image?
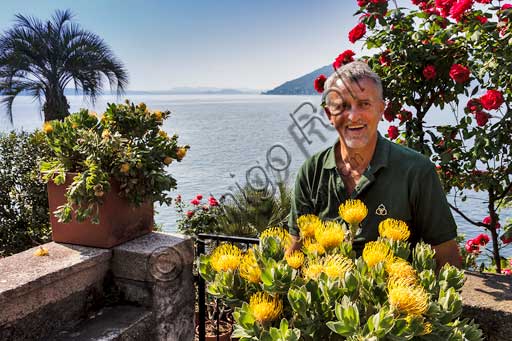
[450,0,474,22]
[465,239,480,253]
[190,198,200,205]
[387,125,399,139]
[348,22,367,43]
[175,194,182,203]
[208,196,219,207]
[397,109,412,123]
[422,64,437,80]
[475,0,491,3]
[501,234,512,244]
[357,0,369,6]
[483,215,501,228]
[475,15,487,24]
[435,0,457,17]
[196,194,203,200]
[186,210,194,218]
[475,111,489,126]
[314,74,327,93]
[383,102,399,122]
[333,50,355,69]
[480,89,504,110]
[474,233,490,246]
[466,98,480,113]
[449,64,470,83]
[501,4,512,10]
[370,0,387,3]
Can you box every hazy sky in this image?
[0,0,362,91]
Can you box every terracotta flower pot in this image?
[196,321,232,341]
[47,174,153,248]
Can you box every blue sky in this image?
[0,0,361,91]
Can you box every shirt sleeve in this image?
[411,162,458,245]
[288,161,315,236]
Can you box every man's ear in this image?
[377,100,385,120]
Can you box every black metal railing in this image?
[195,233,259,341]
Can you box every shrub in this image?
[0,131,51,256]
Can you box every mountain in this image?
[262,65,331,95]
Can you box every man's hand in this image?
[432,239,462,272]
[286,235,302,256]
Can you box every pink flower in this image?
[333,50,355,70]
[450,0,474,22]
[388,125,399,139]
[186,210,194,218]
[475,111,489,126]
[449,64,471,83]
[422,65,437,80]
[474,233,490,246]
[208,196,219,207]
[483,216,501,229]
[175,194,182,203]
[502,269,512,275]
[348,22,367,43]
[465,239,480,253]
[314,75,327,93]
[196,194,203,200]
[190,198,200,206]
[480,90,504,110]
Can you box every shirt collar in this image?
[323,133,389,173]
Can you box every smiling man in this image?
[287,61,461,269]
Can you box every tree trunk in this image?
[43,90,70,121]
[488,189,501,273]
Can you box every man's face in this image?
[324,78,384,151]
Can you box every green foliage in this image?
[40,101,188,224]
[0,9,128,122]
[0,131,51,256]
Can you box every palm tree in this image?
[0,9,128,123]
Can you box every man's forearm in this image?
[432,239,462,272]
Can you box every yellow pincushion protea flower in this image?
[338,199,368,225]
[322,254,354,279]
[303,238,325,256]
[421,322,433,335]
[249,292,283,324]
[210,243,242,272]
[285,250,305,269]
[362,241,393,267]
[388,278,429,316]
[176,147,187,160]
[42,122,53,134]
[315,221,345,250]
[379,218,411,241]
[154,111,163,121]
[158,130,168,139]
[303,260,324,280]
[260,227,291,249]
[386,258,417,285]
[297,214,322,238]
[239,249,261,283]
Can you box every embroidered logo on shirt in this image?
[375,204,387,216]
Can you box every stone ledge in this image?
[0,242,111,326]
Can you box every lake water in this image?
[1,94,510,259]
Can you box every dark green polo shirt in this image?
[289,134,457,255]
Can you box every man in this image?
[287,61,461,269]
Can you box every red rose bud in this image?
[449,0,473,22]
[449,64,470,83]
[196,194,203,200]
[480,89,504,110]
[483,215,501,228]
[475,111,489,126]
[186,210,194,218]
[333,50,355,70]
[422,64,437,80]
[475,15,488,24]
[208,196,219,207]
[501,234,512,244]
[348,22,367,43]
[190,198,200,205]
[314,74,327,93]
[387,125,399,139]
[466,98,480,113]
[379,53,391,67]
[474,233,490,246]
[465,239,480,253]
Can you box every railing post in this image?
[197,238,206,341]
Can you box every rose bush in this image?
[199,200,483,340]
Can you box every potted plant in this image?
[40,100,189,248]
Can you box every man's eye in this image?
[361,102,371,108]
